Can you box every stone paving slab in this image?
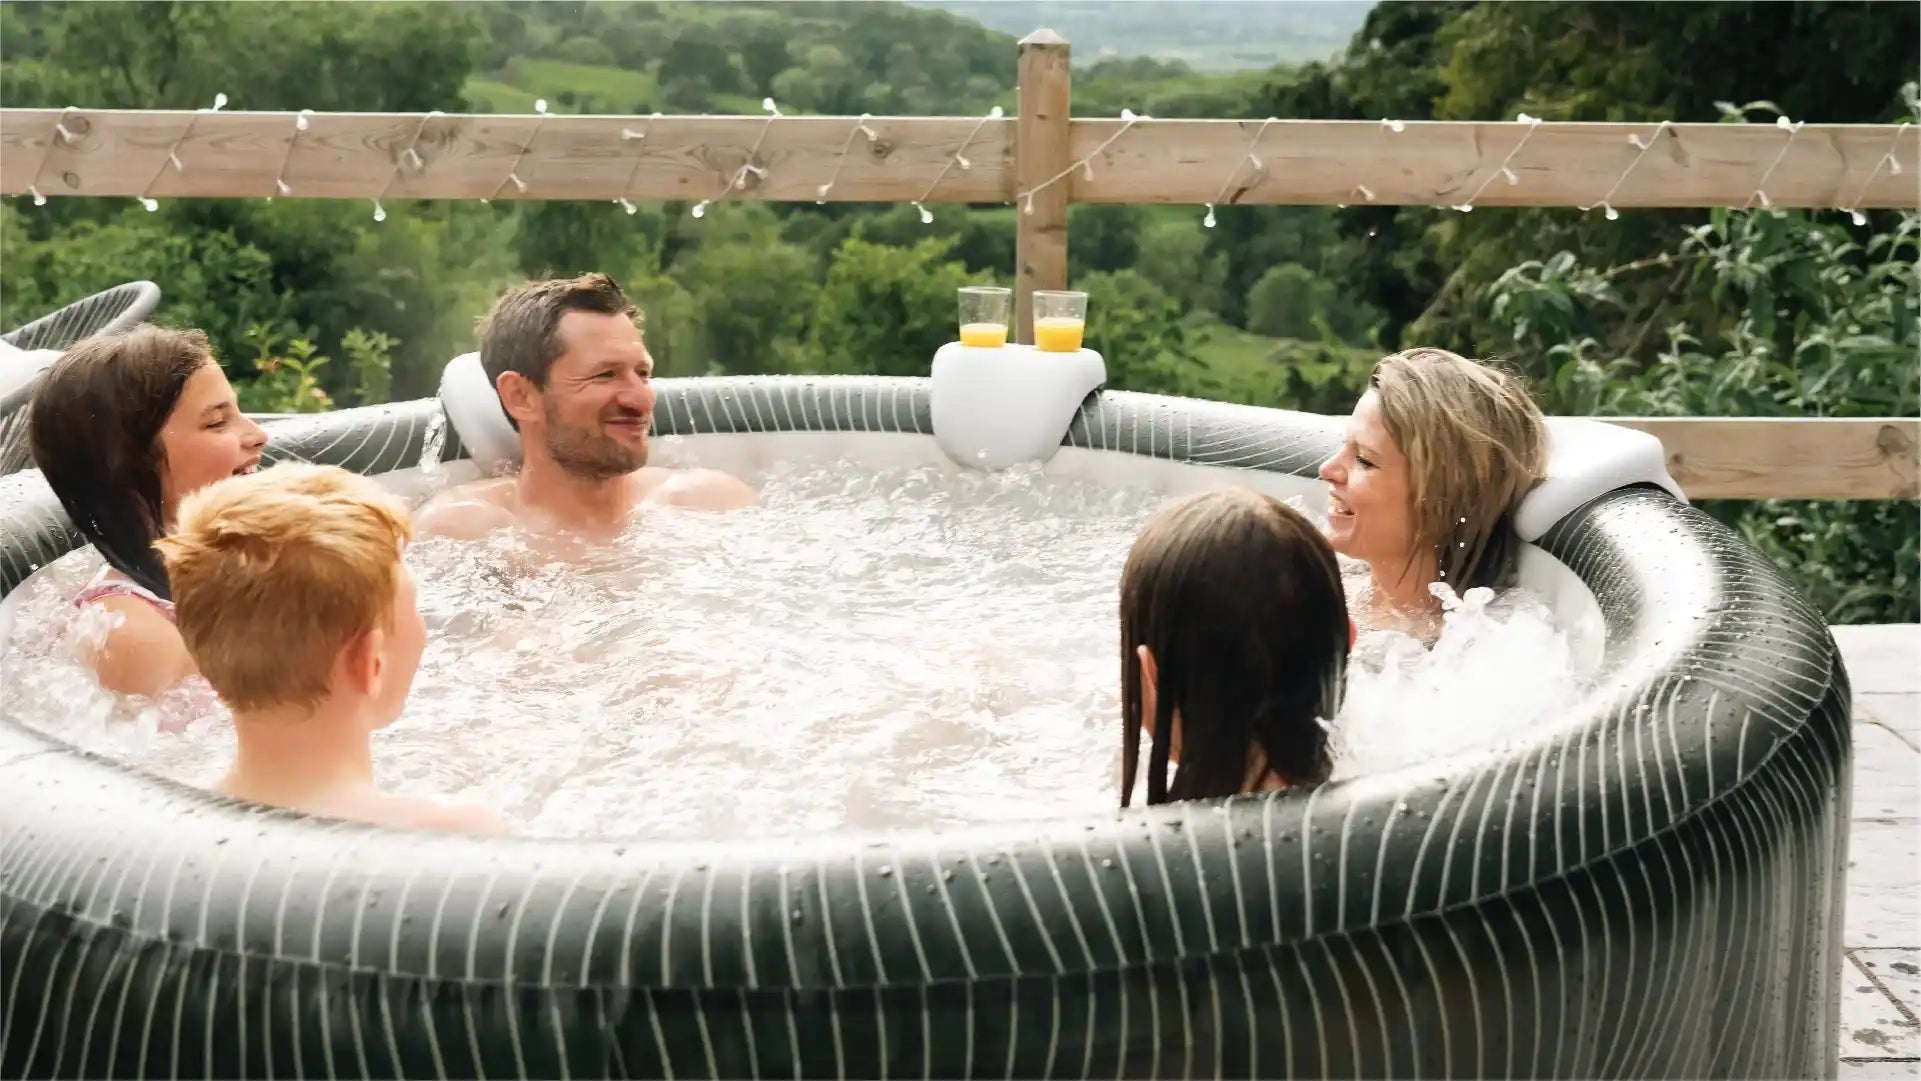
[1840,1059,1921,1078]
[1863,693,1921,750]
[1835,624,1920,694]
[1841,625,1921,1076]
[1846,816,1920,947]
[1843,954,1921,1058]
[1858,949,1921,1026]
[1853,720,1921,820]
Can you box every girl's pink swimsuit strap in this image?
[73,578,175,622]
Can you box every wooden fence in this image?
[2,31,1917,499]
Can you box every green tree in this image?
[811,236,981,376]
[1068,205,1143,278]
[1136,219,1229,319]
[1078,270,1209,397]
[1245,262,1382,344]
[1245,263,1334,340]
[679,238,819,375]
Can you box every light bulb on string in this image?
[133,90,227,215]
[1202,204,1216,228]
[691,200,709,219]
[372,199,386,222]
[617,198,637,215]
[269,109,316,200]
[1448,110,1544,213]
[1743,115,1804,212]
[27,106,85,207]
[911,103,1003,221]
[1014,104,1145,216]
[1838,122,1909,222]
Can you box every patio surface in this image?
[1834,624,1920,1079]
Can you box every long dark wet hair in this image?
[27,324,213,600]
[1120,489,1349,807]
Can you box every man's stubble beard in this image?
[540,400,649,481]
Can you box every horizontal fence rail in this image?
[1608,418,1918,500]
[1,28,1917,502]
[2,109,1916,209]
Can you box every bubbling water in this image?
[0,456,1588,840]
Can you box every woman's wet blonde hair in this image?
[1368,348,1548,592]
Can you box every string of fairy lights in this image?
[16,96,1913,228]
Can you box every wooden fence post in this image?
[1015,29,1071,345]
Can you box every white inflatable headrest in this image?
[0,339,64,402]
[1514,417,1685,541]
[437,351,523,475]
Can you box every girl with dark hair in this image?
[27,324,268,697]
[1120,489,1354,807]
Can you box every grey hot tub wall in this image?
[0,377,1850,1079]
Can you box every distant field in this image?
[1188,317,1284,381]
[465,58,659,114]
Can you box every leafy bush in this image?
[235,324,399,415]
[1486,206,1920,623]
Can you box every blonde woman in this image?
[1318,348,1548,642]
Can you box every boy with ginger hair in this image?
[155,463,505,835]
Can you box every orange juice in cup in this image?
[1033,290,1088,352]
[958,286,1012,348]
[1033,317,1084,352]
[960,322,1009,348]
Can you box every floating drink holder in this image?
[929,340,1107,470]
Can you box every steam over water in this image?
[1,454,1587,840]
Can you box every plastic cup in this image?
[1033,290,1088,352]
[958,286,1012,348]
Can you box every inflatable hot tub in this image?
[0,371,1850,1079]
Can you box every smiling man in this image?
[416,274,757,541]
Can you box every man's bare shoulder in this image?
[414,478,517,540]
[641,466,760,510]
